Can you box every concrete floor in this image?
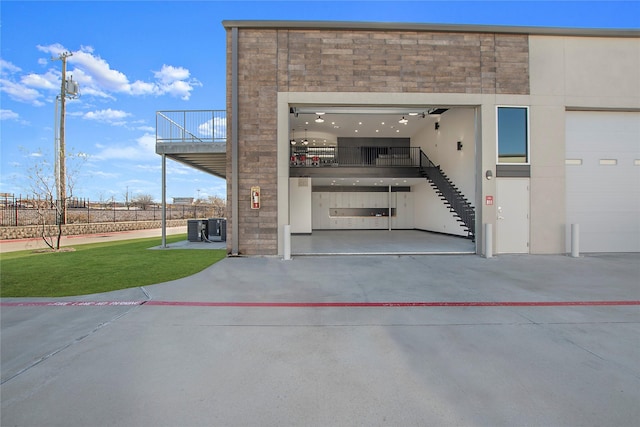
[292,229,475,255]
[2,250,639,426]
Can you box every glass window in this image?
[497,107,529,164]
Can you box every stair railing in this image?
[419,150,475,237]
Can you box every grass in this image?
[0,234,226,298]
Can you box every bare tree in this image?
[132,193,155,210]
[22,147,87,250]
[207,195,227,218]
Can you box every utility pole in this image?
[52,51,78,224]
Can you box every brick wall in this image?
[0,220,187,240]
[228,26,529,255]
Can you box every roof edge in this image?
[221,20,640,38]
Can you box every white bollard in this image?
[283,224,291,260]
[571,223,579,258]
[484,223,493,258]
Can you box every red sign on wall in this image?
[486,196,494,206]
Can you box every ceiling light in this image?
[315,116,324,123]
[315,112,325,115]
[290,129,296,145]
[302,129,309,145]
[399,116,408,124]
[409,112,419,116]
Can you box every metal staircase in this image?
[419,150,475,239]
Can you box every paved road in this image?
[1,252,639,426]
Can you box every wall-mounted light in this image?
[457,141,463,151]
[435,122,440,130]
[485,170,493,180]
[399,116,408,124]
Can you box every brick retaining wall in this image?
[0,220,187,240]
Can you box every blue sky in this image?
[1,1,638,203]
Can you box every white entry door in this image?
[496,178,530,254]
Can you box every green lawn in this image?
[0,234,226,297]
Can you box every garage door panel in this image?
[566,111,640,253]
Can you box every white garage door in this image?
[565,111,640,252]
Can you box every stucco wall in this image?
[528,36,640,254]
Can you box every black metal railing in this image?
[290,146,420,167]
[156,110,226,144]
[419,151,475,238]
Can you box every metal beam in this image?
[231,26,239,255]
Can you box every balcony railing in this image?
[290,146,421,167]
[156,110,226,144]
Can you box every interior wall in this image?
[412,183,469,236]
[411,107,477,237]
[289,177,312,233]
[312,191,414,230]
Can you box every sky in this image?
[1,1,638,203]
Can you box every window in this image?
[497,106,529,164]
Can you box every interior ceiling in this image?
[290,106,452,188]
[289,106,448,146]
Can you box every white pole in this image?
[161,154,167,248]
[571,223,579,258]
[283,224,291,260]
[484,223,493,258]
[388,185,392,231]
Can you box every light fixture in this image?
[457,141,463,151]
[409,112,419,116]
[315,115,324,123]
[290,129,296,145]
[485,170,493,180]
[399,116,408,124]
[302,128,309,145]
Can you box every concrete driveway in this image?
[2,253,639,426]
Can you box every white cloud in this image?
[0,78,45,106]
[155,65,188,82]
[4,44,201,107]
[198,116,227,140]
[0,109,20,121]
[93,132,157,161]
[21,69,59,90]
[83,108,131,125]
[0,59,21,75]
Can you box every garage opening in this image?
[287,105,478,255]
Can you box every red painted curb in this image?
[3,300,639,308]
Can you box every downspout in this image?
[231,26,239,255]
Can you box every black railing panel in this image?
[290,146,421,167]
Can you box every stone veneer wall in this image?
[227,26,529,255]
[0,219,187,240]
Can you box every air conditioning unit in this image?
[187,219,208,242]
[208,218,227,241]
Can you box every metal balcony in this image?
[155,110,227,178]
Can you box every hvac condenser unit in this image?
[187,219,208,242]
[208,218,227,241]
